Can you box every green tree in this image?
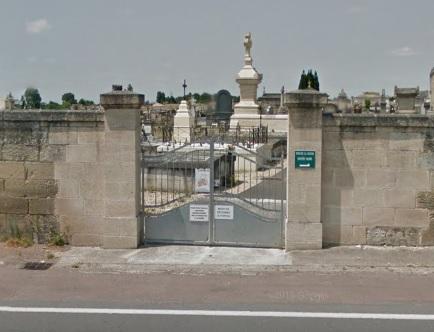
[313,71,320,91]
[78,98,95,106]
[364,99,371,111]
[156,91,166,103]
[199,93,212,103]
[127,84,133,92]
[62,92,77,106]
[23,87,42,109]
[298,70,307,89]
[45,101,63,110]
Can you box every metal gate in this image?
[141,139,286,248]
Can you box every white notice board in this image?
[189,204,209,222]
[194,168,210,193]
[214,205,234,220]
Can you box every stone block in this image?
[0,197,28,214]
[322,224,354,245]
[385,190,415,208]
[389,132,424,151]
[334,168,366,188]
[395,208,429,227]
[66,144,98,162]
[40,145,66,162]
[105,200,136,218]
[386,151,417,169]
[0,162,25,179]
[352,150,385,168]
[103,235,138,249]
[286,222,322,250]
[289,128,322,143]
[104,217,138,237]
[322,206,362,226]
[84,199,104,216]
[71,233,102,247]
[352,226,367,245]
[323,150,350,168]
[104,162,135,180]
[2,144,39,161]
[25,163,54,180]
[353,189,384,207]
[367,226,421,246]
[322,187,353,207]
[55,198,84,216]
[363,207,395,226]
[5,179,57,198]
[366,169,396,189]
[57,180,79,198]
[61,215,103,235]
[105,130,137,146]
[396,170,430,190]
[322,132,342,150]
[29,198,55,215]
[79,178,104,199]
[48,129,78,145]
[104,182,135,201]
[77,129,104,144]
[322,168,334,186]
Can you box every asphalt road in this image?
[2,308,434,332]
[2,265,434,331]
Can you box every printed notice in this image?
[195,168,210,193]
[215,205,234,220]
[189,204,209,222]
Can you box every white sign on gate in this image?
[214,205,234,220]
[189,204,209,222]
[194,168,210,193]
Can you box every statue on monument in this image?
[243,32,252,64]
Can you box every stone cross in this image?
[182,80,187,99]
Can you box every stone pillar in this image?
[100,86,144,248]
[430,68,434,113]
[286,89,327,250]
[173,100,192,143]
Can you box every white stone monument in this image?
[230,32,263,129]
[430,67,434,114]
[173,100,193,143]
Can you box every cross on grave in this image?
[182,80,187,100]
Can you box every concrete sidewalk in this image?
[55,245,434,274]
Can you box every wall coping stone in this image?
[0,109,104,122]
[323,112,434,128]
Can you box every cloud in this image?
[26,19,51,34]
[389,46,417,57]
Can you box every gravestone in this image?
[213,89,233,123]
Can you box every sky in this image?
[0,0,433,103]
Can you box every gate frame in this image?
[141,138,286,248]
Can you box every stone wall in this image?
[322,114,434,246]
[0,110,105,245]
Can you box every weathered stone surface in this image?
[367,226,420,246]
[2,144,39,161]
[363,207,395,226]
[395,208,429,227]
[40,145,66,162]
[29,198,55,215]
[0,197,28,214]
[0,162,25,179]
